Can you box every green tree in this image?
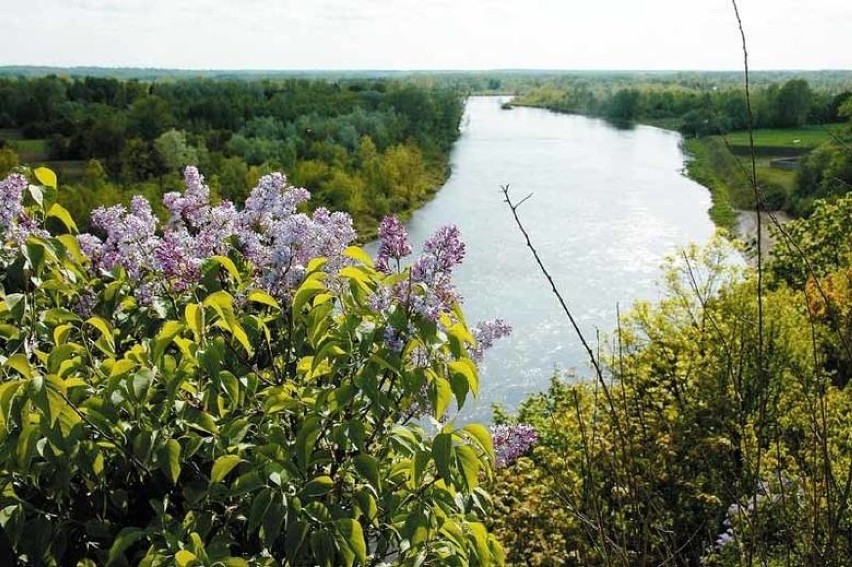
[774,79,813,127]
[154,129,199,173]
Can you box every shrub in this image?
[0,167,504,566]
[488,236,852,565]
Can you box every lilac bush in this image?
[0,166,516,565]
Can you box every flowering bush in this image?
[0,167,506,565]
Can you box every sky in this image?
[2,0,850,71]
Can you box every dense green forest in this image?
[0,75,464,237]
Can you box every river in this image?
[375,96,721,422]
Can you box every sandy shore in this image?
[735,209,791,266]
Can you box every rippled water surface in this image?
[374,96,721,421]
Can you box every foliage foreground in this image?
[488,213,852,565]
[0,166,515,565]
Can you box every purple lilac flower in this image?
[89,197,160,283]
[383,326,406,352]
[162,166,211,227]
[491,424,538,467]
[384,224,466,321]
[0,173,49,258]
[375,216,411,273]
[238,175,355,298]
[0,173,26,228]
[413,225,465,279]
[470,318,513,362]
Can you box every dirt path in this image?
[735,209,791,267]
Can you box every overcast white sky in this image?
[2,0,850,70]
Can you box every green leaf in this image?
[413,450,430,485]
[131,368,154,401]
[25,240,46,273]
[203,291,253,355]
[353,454,380,488]
[432,377,453,419]
[455,444,480,489]
[46,202,78,232]
[293,276,326,314]
[343,245,375,268]
[432,433,453,481]
[28,183,44,206]
[107,527,145,564]
[45,387,67,428]
[85,316,115,354]
[209,255,242,284]
[449,359,479,396]
[165,439,181,484]
[154,320,184,361]
[310,529,336,567]
[295,416,320,468]
[247,289,280,310]
[462,423,494,460]
[34,166,57,189]
[4,353,33,379]
[0,380,24,428]
[16,423,39,468]
[57,234,85,264]
[248,489,273,534]
[336,518,367,564]
[211,454,241,483]
[303,475,334,498]
[467,522,491,564]
[306,257,328,273]
[184,303,203,339]
[109,358,137,378]
[174,549,198,567]
[338,266,372,286]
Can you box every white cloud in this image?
[2,0,850,70]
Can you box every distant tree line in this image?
[514,78,851,135]
[0,75,464,235]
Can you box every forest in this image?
[0,75,464,237]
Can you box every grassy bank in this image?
[682,137,743,229]
[723,125,840,149]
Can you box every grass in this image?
[0,128,23,141]
[10,138,49,162]
[723,125,842,149]
[683,138,741,230]
[684,136,802,229]
[754,157,795,192]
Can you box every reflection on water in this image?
[374,96,723,422]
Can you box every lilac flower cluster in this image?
[470,319,513,363]
[0,173,48,260]
[373,218,467,323]
[0,173,25,228]
[237,172,354,296]
[491,423,538,468]
[409,226,465,320]
[375,216,411,273]
[371,216,513,366]
[75,167,355,303]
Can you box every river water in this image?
[377,96,720,422]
